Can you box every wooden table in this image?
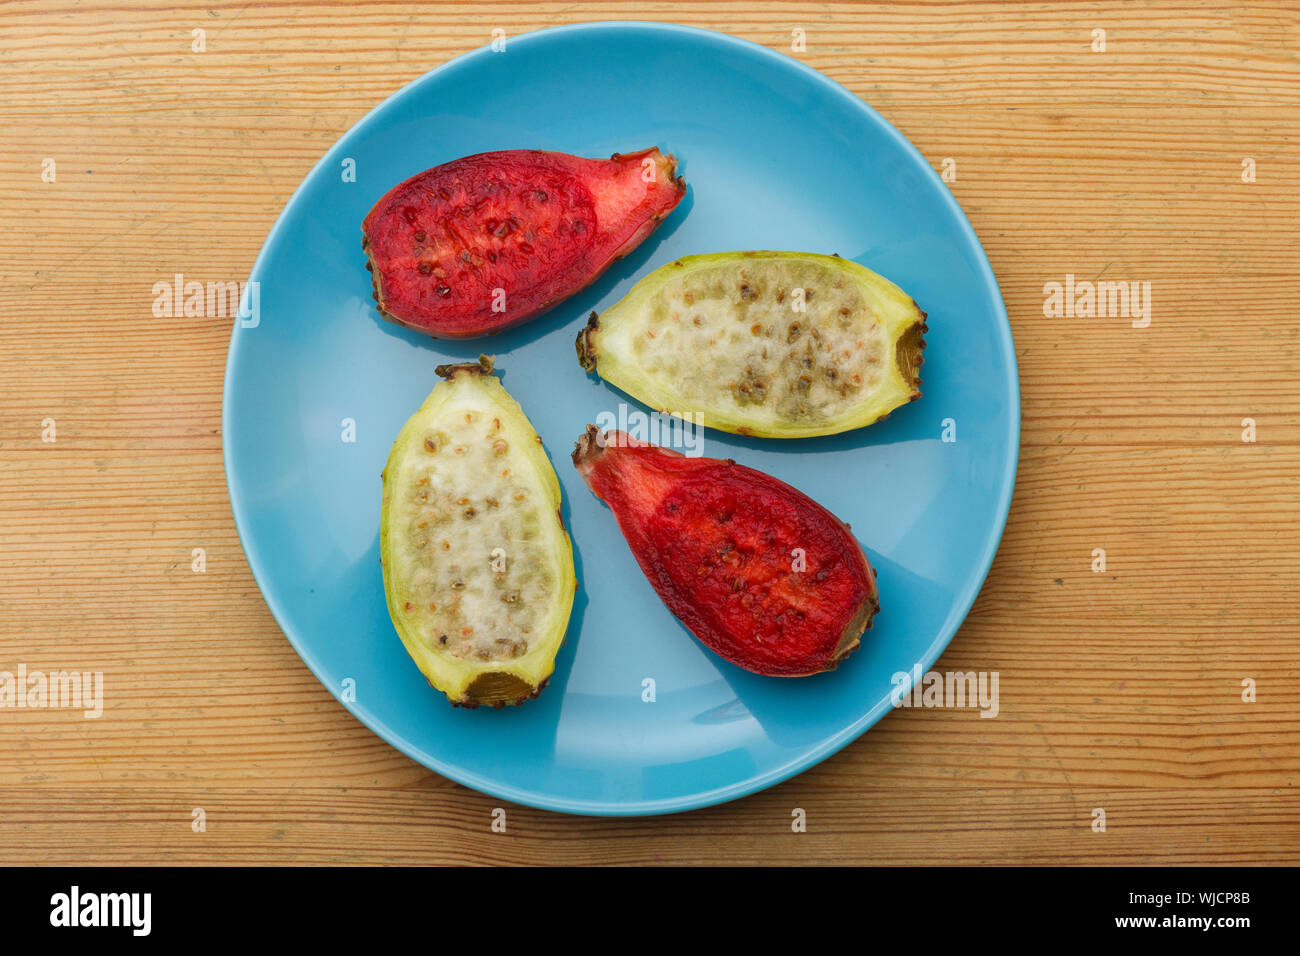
[2,0,1297,865]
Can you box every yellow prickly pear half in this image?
[577,251,927,438]
[380,356,576,707]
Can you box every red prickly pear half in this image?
[362,148,686,338]
[572,427,879,677]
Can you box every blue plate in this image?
[223,22,1018,816]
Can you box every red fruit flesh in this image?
[573,428,879,677]
[362,148,686,338]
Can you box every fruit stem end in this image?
[575,313,600,372]
[435,354,495,381]
[571,424,605,468]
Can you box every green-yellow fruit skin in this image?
[577,251,927,438]
[379,356,576,708]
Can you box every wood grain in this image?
[1,0,1298,865]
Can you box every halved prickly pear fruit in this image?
[363,148,686,338]
[380,356,576,707]
[573,427,879,677]
[577,251,927,437]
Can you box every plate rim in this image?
[221,20,1021,816]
